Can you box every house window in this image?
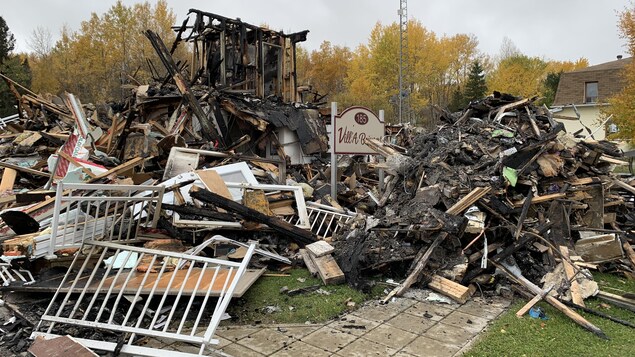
[585,82,598,103]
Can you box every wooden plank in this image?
[613,179,635,195]
[560,246,585,307]
[516,284,554,317]
[57,151,97,179]
[309,253,345,285]
[300,249,319,275]
[21,268,266,298]
[306,240,335,258]
[88,157,144,182]
[195,170,233,200]
[0,161,51,178]
[29,335,98,357]
[596,291,635,312]
[426,274,471,304]
[513,193,566,207]
[621,240,635,272]
[446,186,492,215]
[0,168,17,192]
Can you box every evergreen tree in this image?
[464,60,487,102]
[542,71,561,107]
[0,16,15,63]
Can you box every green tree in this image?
[0,54,31,116]
[0,16,15,63]
[542,71,561,107]
[464,60,487,102]
[0,17,30,117]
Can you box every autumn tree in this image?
[30,0,184,102]
[606,3,635,141]
[303,41,352,102]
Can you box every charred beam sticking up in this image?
[144,30,226,148]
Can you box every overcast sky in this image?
[1,0,631,65]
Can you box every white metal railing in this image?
[287,202,354,238]
[47,183,164,258]
[32,239,256,356]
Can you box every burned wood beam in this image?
[144,30,225,147]
[160,203,235,222]
[190,186,315,246]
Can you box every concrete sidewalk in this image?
[148,290,509,357]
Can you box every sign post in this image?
[330,102,338,202]
[331,105,385,203]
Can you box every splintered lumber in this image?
[596,291,635,313]
[493,260,607,339]
[512,193,566,207]
[145,30,224,146]
[0,161,51,178]
[612,179,635,195]
[560,246,585,307]
[308,253,345,285]
[493,97,530,122]
[446,186,492,215]
[190,186,315,246]
[426,274,472,303]
[300,249,319,275]
[516,284,554,317]
[305,240,335,258]
[622,241,635,270]
[88,157,145,183]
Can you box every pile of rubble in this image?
[334,92,635,337]
[0,9,633,355]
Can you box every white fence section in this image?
[287,202,354,238]
[32,239,256,356]
[47,183,164,258]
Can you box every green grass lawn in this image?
[224,268,382,325]
[465,273,635,357]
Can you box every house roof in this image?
[567,57,632,73]
[552,57,631,106]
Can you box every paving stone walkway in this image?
[148,290,510,357]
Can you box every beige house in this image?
[551,56,631,140]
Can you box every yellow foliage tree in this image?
[30,0,185,102]
[304,41,352,102]
[606,3,635,141]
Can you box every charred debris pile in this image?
[334,93,635,336]
[0,9,633,352]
